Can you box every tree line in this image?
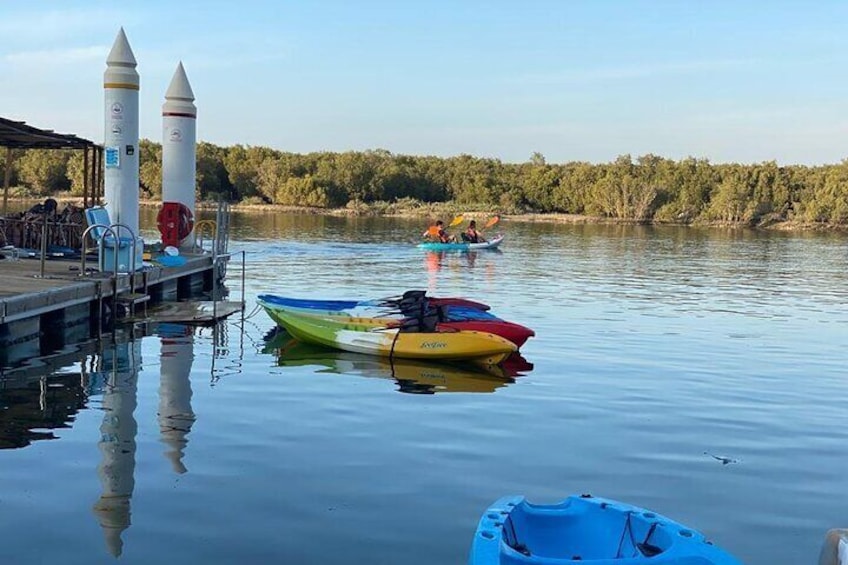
[2,141,848,226]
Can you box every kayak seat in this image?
[398,305,448,333]
[402,290,427,300]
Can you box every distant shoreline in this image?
[189,201,846,232]
[5,196,846,232]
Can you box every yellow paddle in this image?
[482,215,500,230]
[424,216,462,237]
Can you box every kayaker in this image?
[423,220,455,243]
[463,220,487,243]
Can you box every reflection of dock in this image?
[0,372,88,449]
[0,320,201,559]
[148,300,244,324]
[0,340,99,449]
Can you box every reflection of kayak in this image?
[265,306,516,368]
[265,332,519,394]
[470,495,742,565]
[259,298,534,347]
[256,292,490,312]
[417,234,504,251]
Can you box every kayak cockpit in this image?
[503,499,673,561]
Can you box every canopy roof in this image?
[0,116,96,149]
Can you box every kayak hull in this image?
[268,306,516,367]
[470,495,742,564]
[418,234,504,251]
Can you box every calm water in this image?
[1,212,847,564]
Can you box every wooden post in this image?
[2,147,12,218]
[83,145,90,209]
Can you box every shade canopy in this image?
[0,116,96,149]
[1,116,103,217]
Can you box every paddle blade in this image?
[426,226,441,236]
[483,215,500,229]
[448,215,464,227]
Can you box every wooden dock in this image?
[0,252,243,367]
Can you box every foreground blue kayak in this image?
[418,234,504,251]
[470,495,741,564]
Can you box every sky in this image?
[2,0,848,165]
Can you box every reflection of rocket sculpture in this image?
[161,62,197,250]
[92,338,141,558]
[103,27,140,239]
[158,326,195,473]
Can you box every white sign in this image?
[169,127,183,142]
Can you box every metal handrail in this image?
[80,224,119,277]
[194,220,216,253]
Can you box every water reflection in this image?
[423,249,502,293]
[157,323,196,474]
[90,330,141,558]
[263,329,532,394]
[0,341,98,449]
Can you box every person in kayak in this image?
[423,220,456,243]
[462,220,487,243]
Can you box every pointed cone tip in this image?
[165,62,195,101]
[107,27,137,66]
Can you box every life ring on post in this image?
[157,202,195,248]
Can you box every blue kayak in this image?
[469,495,741,564]
[418,234,504,251]
[258,294,500,321]
[255,292,491,312]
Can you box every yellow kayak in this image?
[267,306,516,368]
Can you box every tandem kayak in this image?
[267,307,516,368]
[418,234,504,251]
[255,291,491,312]
[470,495,741,565]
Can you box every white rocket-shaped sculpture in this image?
[161,62,197,249]
[158,327,196,473]
[91,339,140,558]
[103,28,140,239]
